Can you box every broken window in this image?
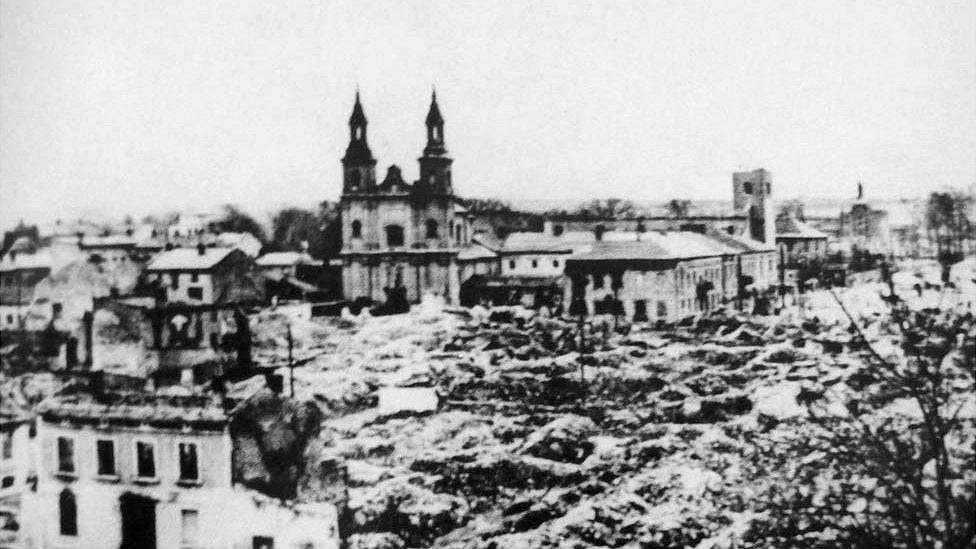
[136,441,156,479]
[179,443,199,481]
[181,509,199,545]
[57,437,74,474]
[60,489,78,536]
[96,439,115,476]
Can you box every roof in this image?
[0,251,53,272]
[214,232,263,257]
[569,231,742,262]
[457,243,498,261]
[37,392,228,429]
[79,235,137,249]
[256,252,321,267]
[776,215,829,239]
[705,231,776,253]
[146,247,235,271]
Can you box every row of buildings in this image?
[4,93,901,334]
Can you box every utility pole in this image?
[286,324,294,398]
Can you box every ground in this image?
[246,259,975,548]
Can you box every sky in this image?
[1,0,974,228]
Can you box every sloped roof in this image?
[0,251,53,272]
[776,215,829,239]
[146,247,236,271]
[570,231,743,262]
[256,252,321,267]
[704,231,776,253]
[457,243,498,261]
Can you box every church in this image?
[337,92,498,305]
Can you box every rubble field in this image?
[257,262,976,549]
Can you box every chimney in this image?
[197,242,206,256]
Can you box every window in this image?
[187,287,203,300]
[96,439,115,476]
[170,272,180,288]
[593,274,604,289]
[455,224,462,243]
[349,170,361,189]
[136,441,156,479]
[1,476,13,488]
[553,260,560,268]
[425,219,438,239]
[190,273,199,282]
[57,437,75,474]
[553,224,564,237]
[351,220,362,239]
[531,259,538,269]
[1,432,10,460]
[181,509,199,545]
[253,536,275,549]
[385,225,404,247]
[60,489,78,536]
[179,442,199,481]
[509,260,516,270]
[743,181,753,194]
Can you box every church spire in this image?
[342,91,376,193]
[417,90,453,195]
[423,90,446,156]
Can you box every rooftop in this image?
[776,215,829,239]
[37,392,228,429]
[146,247,236,271]
[256,251,322,267]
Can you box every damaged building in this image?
[20,386,341,549]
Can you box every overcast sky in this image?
[1,0,974,228]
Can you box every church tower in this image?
[416,91,453,195]
[732,168,775,244]
[342,92,377,193]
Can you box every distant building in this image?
[565,231,777,322]
[337,92,497,305]
[257,252,328,302]
[0,251,53,329]
[20,391,339,549]
[542,169,776,246]
[143,246,260,306]
[77,235,138,265]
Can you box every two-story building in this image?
[0,251,53,329]
[565,232,751,322]
[20,391,339,549]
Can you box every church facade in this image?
[337,93,497,305]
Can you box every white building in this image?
[20,392,340,549]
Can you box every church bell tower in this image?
[342,92,377,193]
[416,91,453,195]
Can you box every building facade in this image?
[338,93,495,305]
[20,392,339,549]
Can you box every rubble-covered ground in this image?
[249,260,975,548]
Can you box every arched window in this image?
[351,220,362,239]
[385,225,404,247]
[425,219,438,239]
[60,489,78,536]
[349,170,362,190]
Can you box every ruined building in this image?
[338,92,498,305]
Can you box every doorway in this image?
[120,492,156,549]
